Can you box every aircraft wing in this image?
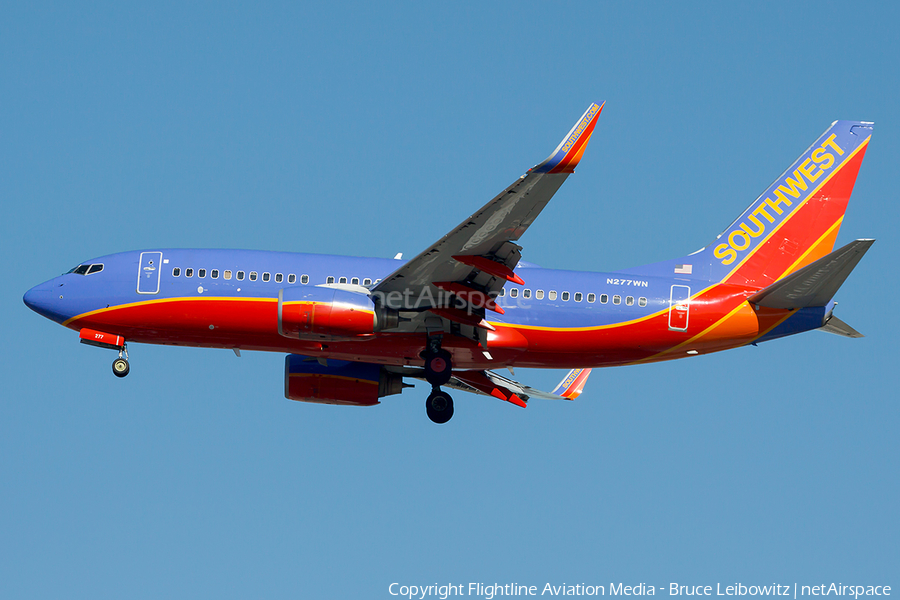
[439,367,593,408]
[371,103,603,320]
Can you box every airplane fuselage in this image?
[24,248,820,370]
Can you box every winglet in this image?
[551,368,592,400]
[533,102,604,174]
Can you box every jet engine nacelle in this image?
[278,286,398,338]
[284,354,405,406]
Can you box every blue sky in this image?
[2,2,898,598]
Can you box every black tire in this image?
[112,358,130,378]
[423,349,452,386]
[426,389,454,424]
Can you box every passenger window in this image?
[587,293,596,303]
[363,278,372,285]
[574,292,583,302]
[549,291,557,300]
[224,270,232,280]
[523,289,531,299]
[211,269,219,279]
[198,269,206,278]
[237,271,245,280]
[510,288,518,298]
[613,295,621,305]
[74,265,90,275]
[87,264,103,275]
[288,274,296,284]
[351,277,359,285]
[185,268,193,277]
[499,288,505,297]
[626,296,634,306]
[249,271,258,281]
[263,272,270,282]
[275,273,283,283]
[600,294,608,304]
[536,290,544,300]
[339,277,347,284]
[561,291,570,301]
[327,276,335,284]
[301,275,309,284]
[639,297,647,307]
[172,268,181,277]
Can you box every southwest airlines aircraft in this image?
[24,104,874,423]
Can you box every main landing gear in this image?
[423,337,454,424]
[112,344,130,378]
[426,388,454,424]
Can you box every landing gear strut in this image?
[423,337,452,387]
[423,336,454,423]
[112,344,130,378]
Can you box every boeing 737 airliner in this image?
[24,104,874,423]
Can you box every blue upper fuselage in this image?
[23,248,710,330]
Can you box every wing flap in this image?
[452,371,528,408]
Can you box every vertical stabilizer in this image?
[703,120,873,288]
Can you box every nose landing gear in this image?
[112,344,130,378]
[78,329,131,378]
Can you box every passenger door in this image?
[668,285,690,332]
[137,251,163,294]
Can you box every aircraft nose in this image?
[23,280,67,322]
[23,283,51,312]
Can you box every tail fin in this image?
[700,121,873,287]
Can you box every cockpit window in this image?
[68,263,104,275]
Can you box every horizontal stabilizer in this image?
[819,315,864,338]
[748,239,874,309]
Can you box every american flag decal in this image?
[674,264,692,274]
